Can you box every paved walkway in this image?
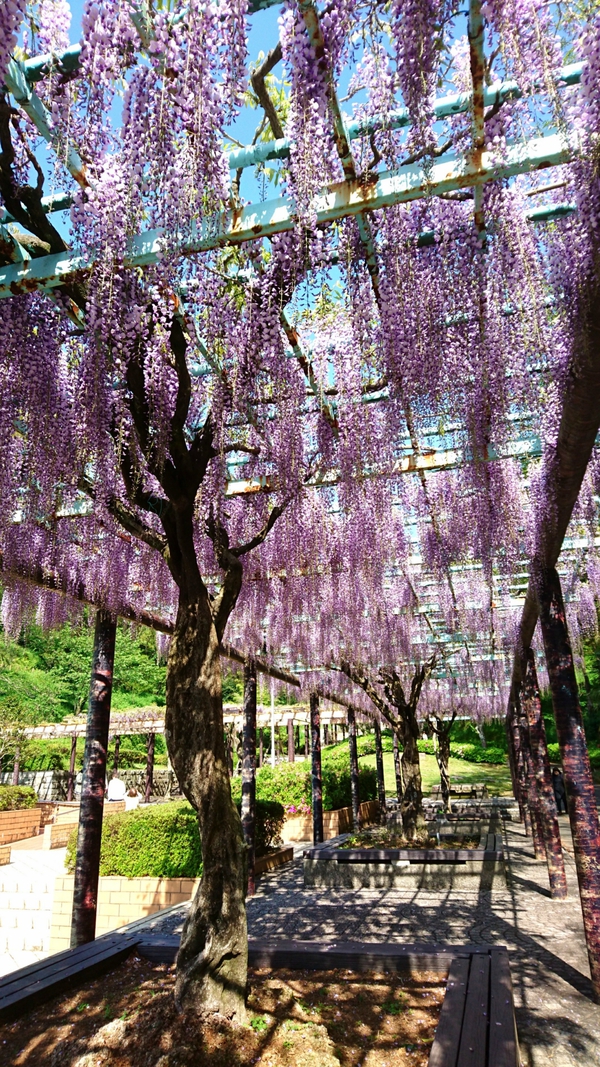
[143,818,600,1067]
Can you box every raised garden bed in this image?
[0,938,520,1067]
[304,826,505,890]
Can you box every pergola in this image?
[2,0,600,1002]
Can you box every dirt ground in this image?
[0,954,446,1067]
[340,829,481,850]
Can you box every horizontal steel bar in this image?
[0,132,579,300]
[16,44,581,176]
[229,63,582,171]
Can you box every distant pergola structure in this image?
[2,0,600,994]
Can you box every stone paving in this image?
[143,818,600,1067]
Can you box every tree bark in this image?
[393,732,403,802]
[374,720,386,822]
[67,735,77,801]
[436,730,451,813]
[508,700,532,834]
[144,732,155,803]
[241,660,257,897]
[538,566,600,999]
[165,593,247,1022]
[71,610,116,948]
[521,649,568,899]
[310,693,323,844]
[519,707,546,860]
[400,720,424,839]
[287,717,295,762]
[347,706,362,831]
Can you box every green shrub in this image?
[251,799,285,856]
[66,797,285,878]
[449,743,506,765]
[0,785,38,811]
[417,739,435,755]
[546,744,600,771]
[232,755,378,813]
[66,802,202,878]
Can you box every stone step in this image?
[0,892,53,911]
[0,928,50,953]
[0,909,51,931]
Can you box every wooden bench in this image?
[429,947,518,1067]
[431,783,489,800]
[0,930,138,1022]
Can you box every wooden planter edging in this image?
[135,938,519,1067]
[254,846,294,875]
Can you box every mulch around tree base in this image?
[0,954,445,1067]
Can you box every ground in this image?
[359,751,513,796]
[0,958,444,1067]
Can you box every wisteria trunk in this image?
[165,593,247,1023]
[436,733,451,813]
[400,724,424,839]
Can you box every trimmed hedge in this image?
[0,785,38,811]
[238,755,377,812]
[547,742,600,771]
[416,739,506,764]
[65,797,285,878]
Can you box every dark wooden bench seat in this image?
[0,930,138,1022]
[429,947,519,1067]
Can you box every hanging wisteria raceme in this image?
[0,0,26,82]
[390,0,457,157]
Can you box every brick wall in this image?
[0,808,41,845]
[281,799,379,842]
[42,800,127,849]
[50,875,201,952]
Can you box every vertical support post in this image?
[310,693,323,845]
[393,733,403,802]
[71,610,116,948]
[270,686,276,768]
[347,707,362,831]
[113,735,121,774]
[242,659,257,896]
[67,735,77,801]
[538,566,600,998]
[287,718,295,762]
[374,719,386,822]
[522,649,568,899]
[12,747,20,786]
[144,733,155,803]
[304,723,309,757]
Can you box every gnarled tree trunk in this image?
[437,731,451,812]
[165,593,247,1023]
[399,716,424,839]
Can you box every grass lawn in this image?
[359,751,514,797]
